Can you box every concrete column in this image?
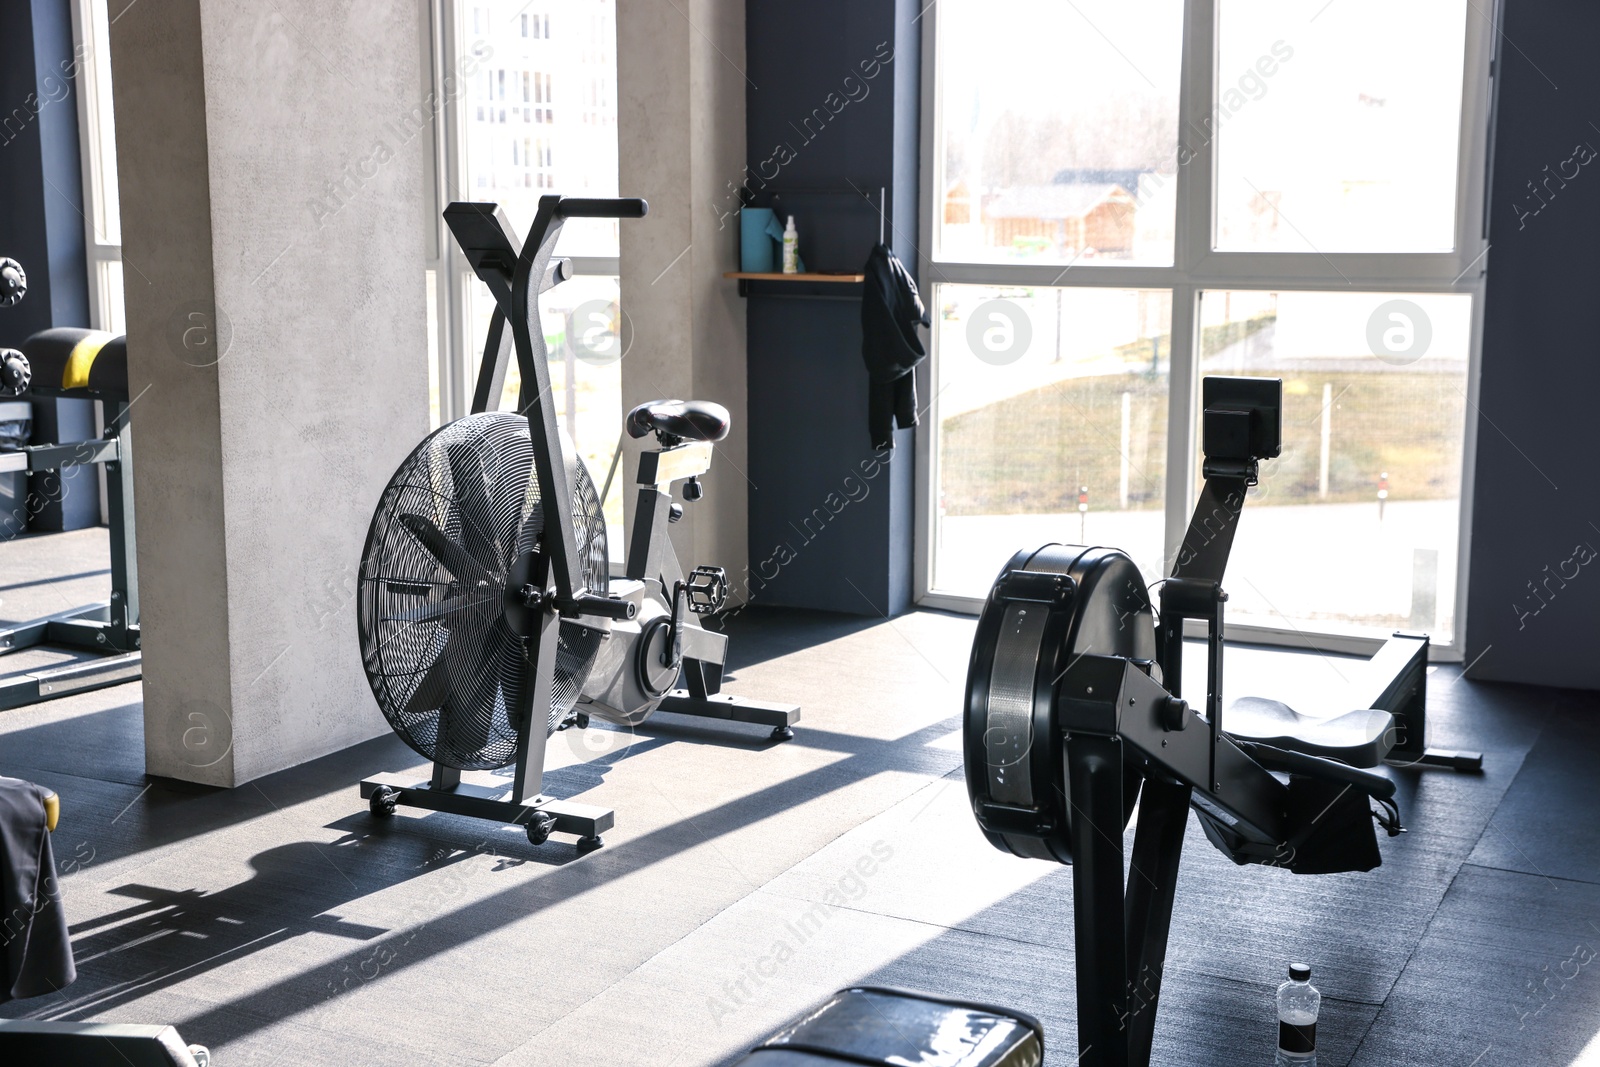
[110,2,430,784]
[615,0,748,589]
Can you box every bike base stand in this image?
[649,651,801,741]
[655,690,801,741]
[360,773,614,849]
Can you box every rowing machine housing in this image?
[964,544,1155,864]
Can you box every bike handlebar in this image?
[557,198,648,219]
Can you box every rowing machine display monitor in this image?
[963,374,1470,1067]
[1201,374,1281,472]
[357,194,799,852]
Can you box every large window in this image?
[429,0,624,546]
[71,0,124,335]
[920,0,1491,651]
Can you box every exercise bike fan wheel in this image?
[357,411,609,771]
[964,544,1155,863]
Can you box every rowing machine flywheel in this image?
[963,545,1155,863]
[357,412,608,771]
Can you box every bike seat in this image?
[1224,697,1396,768]
[626,399,730,444]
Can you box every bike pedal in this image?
[685,566,728,614]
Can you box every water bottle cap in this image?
[1289,963,1311,982]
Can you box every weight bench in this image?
[0,328,140,710]
[0,1021,209,1066]
[738,987,1044,1066]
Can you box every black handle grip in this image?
[557,198,648,219]
[572,593,639,620]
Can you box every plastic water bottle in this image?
[1275,963,1319,1065]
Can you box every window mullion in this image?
[435,0,472,422]
[1163,284,1198,573]
[1161,0,1215,575]
[913,0,942,605]
[1176,0,1218,277]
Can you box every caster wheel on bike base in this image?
[369,786,400,818]
[526,810,558,846]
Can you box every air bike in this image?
[358,195,798,851]
[963,377,1480,1067]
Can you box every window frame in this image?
[69,0,124,334]
[426,0,619,427]
[914,0,1496,658]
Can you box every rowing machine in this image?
[964,377,1419,1067]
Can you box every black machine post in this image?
[1120,774,1192,1065]
[1065,733,1130,1061]
[103,397,138,642]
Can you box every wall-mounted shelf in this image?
[724,271,865,297]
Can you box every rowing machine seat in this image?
[626,399,730,444]
[1224,696,1395,768]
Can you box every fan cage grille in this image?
[357,412,607,771]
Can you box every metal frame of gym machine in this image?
[360,196,798,848]
[0,286,140,709]
[969,378,1481,1067]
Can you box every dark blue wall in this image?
[1466,0,1600,688]
[0,0,97,532]
[742,0,921,616]
[0,0,88,343]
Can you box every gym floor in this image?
[3,529,1598,1066]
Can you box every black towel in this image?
[860,243,931,450]
[0,776,75,1001]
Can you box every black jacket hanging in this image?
[0,776,74,1002]
[860,243,930,451]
